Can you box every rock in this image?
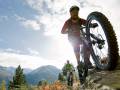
[82,67,120,89]
[100,85,115,90]
[92,76,102,83]
[95,83,102,88]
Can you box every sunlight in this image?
[51,35,77,67]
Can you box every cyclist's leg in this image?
[73,45,80,64]
[71,75,73,86]
[67,81,70,86]
[68,36,81,64]
[67,72,70,86]
[83,39,93,68]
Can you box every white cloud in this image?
[25,0,67,14]
[4,48,21,54]
[15,14,26,21]
[0,51,65,69]
[24,0,70,35]
[22,20,40,30]
[15,15,41,31]
[27,48,40,56]
[38,13,64,36]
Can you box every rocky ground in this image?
[82,69,120,90]
[83,58,120,90]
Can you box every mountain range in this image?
[0,65,61,85]
[26,65,61,85]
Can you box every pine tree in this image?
[58,73,62,81]
[58,73,65,82]
[8,65,27,89]
[13,65,26,86]
[8,81,13,90]
[38,80,42,86]
[0,80,6,90]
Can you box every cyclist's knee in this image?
[74,45,80,53]
[83,43,91,53]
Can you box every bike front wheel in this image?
[86,11,119,70]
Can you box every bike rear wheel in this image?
[67,72,74,86]
[77,62,88,84]
[86,11,119,70]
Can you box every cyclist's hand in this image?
[92,23,98,28]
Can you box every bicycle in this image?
[67,71,74,86]
[76,11,119,85]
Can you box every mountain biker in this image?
[62,60,74,86]
[62,60,75,76]
[61,5,97,69]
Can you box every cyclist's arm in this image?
[80,18,87,26]
[71,64,75,71]
[61,21,69,34]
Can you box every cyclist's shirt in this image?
[62,63,74,81]
[63,63,74,72]
[61,18,87,47]
[61,18,87,37]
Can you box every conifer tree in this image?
[8,65,27,89]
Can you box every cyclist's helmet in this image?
[69,5,79,12]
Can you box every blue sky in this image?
[0,0,55,57]
[0,0,120,69]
